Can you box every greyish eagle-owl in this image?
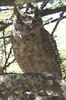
[12,6,62,77]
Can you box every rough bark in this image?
[0,72,66,100]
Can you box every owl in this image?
[12,7,62,77]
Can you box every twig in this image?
[0,24,12,31]
[0,17,13,31]
[2,27,6,59]
[44,15,66,25]
[44,17,53,23]
[41,0,50,9]
[0,35,11,39]
[3,47,12,70]
[51,11,64,35]
[4,58,15,68]
[61,58,66,61]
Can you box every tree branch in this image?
[41,0,50,9]
[40,6,66,16]
[0,23,12,31]
[61,58,66,61]
[0,35,11,39]
[0,72,66,100]
[51,11,64,35]
[2,27,6,59]
[0,0,66,17]
[3,47,12,70]
[0,7,13,11]
[44,15,66,25]
[5,58,15,68]
[0,19,13,31]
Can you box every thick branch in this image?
[0,0,66,17]
[0,72,66,100]
[40,6,66,16]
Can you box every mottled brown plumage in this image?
[12,9,62,77]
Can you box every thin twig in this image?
[2,27,6,59]
[51,11,64,35]
[0,16,13,31]
[5,58,16,68]
[0,17,13,31]
[0,24,12,31]
[61,58,66,61]
[41,0,50,9]
[0,35,11,39]
[44,15,66,25]
[3,47,12,70]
